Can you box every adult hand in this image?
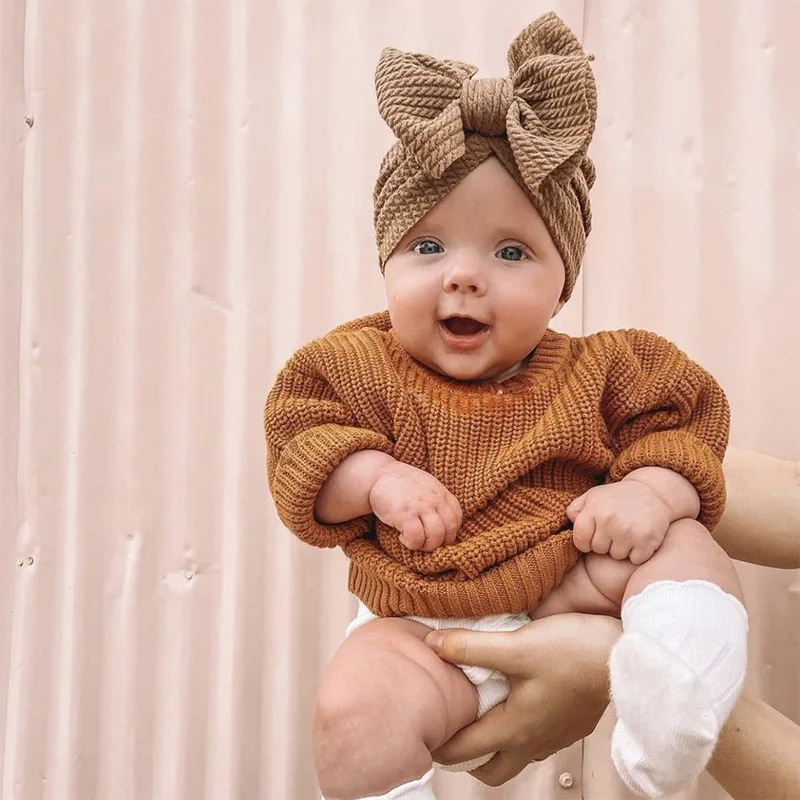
[425,613,621,785]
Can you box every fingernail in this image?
[425,631,445,652]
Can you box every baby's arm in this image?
[313,449,395,523]
[265,351,395,549]
[622,465,700,521]
[570,465,702,563]
[315,451,462,551]
[572,330,731,563]
[266,342,461,551]
[601,330,729,530]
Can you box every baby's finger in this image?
[629,542,658,565]
[589,527,612,555]
[566,492,588,521]
[571,512,596,552]
[439,503,460,545]
[398,517,425,550]
[419,511,446,551]
[446,493,463,529]
[608,540,632,561]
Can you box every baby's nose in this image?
[443,259,487,295]
[445,275,482,293]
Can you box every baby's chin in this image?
[419,355,514,383]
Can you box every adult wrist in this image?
[573,614,621,701]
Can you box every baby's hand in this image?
[567,480,672,565]
[369,462,462,551]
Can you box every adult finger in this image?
[432,702,516,765]
[425,628,533,676]
[470,747,540,787]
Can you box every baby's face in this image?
[383,157,566,382]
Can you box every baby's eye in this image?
[413,240,443,255]
[497,245,527,262]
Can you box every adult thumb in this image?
[425,628,527,675]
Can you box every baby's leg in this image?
[314,617,478,800]
[619,516,744,604]
[531,552,635,619]
[536,519,747,797]
[607,519,748,796]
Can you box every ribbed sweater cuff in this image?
[609,432,726,530]
[272,424,393,548]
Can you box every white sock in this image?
[609,580,748,797]
[352,767,436,800]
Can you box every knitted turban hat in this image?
[373,12,597,301]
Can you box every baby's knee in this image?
[662,518,744,600]
[313,683,383,779]
[314,680,371,753]
[663,518,730,563]
[314,680,429,798]
[665,517,712,542]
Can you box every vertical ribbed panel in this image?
[0,1,797,800]
[0,0,27,794]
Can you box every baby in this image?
[265,13,748,800]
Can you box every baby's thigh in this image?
[583,552,638,608]
[316,617,478,752]
[533,554,637,618]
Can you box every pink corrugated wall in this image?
[0,0,797,798]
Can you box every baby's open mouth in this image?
[441,317,488,336]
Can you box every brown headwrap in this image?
[373,12,597,301]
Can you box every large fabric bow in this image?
[374,12,595,189]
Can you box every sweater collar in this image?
[385,327,570,394]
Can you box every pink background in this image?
[0,0,798,797]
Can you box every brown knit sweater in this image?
[265,311,729,619]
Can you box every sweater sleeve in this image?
[264,352,393,548]
[602,331,730,530]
